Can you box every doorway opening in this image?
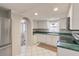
[20,17,32,56]
[20,19,28,56]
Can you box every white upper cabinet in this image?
[68,4,79,30]
[33,20,48,29]
[33,21,38,29]
[37,21,48,29]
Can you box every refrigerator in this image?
[0,8,12,56]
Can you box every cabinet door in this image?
[33,34,38,44]
[70,4,79,30]
[50,35,59,47]
[38,21,48,29]
[37,34,45,43]
[36,34,59,47]
[40,34,47,43]
[33,21,38,29]
[43,35,58,47]
[46,35,51,45]
[58,47,79,56]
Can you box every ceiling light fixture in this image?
[34,12,38,15]
[53,8,58,11]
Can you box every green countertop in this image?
[33,31,72,36]
[57,42,79,52]
[33,31,79,52]
[57,35,79,52]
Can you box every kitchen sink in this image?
[60,35,79,45]
[72,33,79,45]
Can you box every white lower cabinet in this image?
[33,34,38,44]
[37,34,46,43]
[57,47,79,56]
[46,35,58,47]
[49,35,59,47]
[33,34,59,47]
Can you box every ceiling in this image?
[0,3,70,20]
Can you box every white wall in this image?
[11,12,22,56]
[11,12,33,56]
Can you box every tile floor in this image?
[26,45,57,56]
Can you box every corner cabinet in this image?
[68,4,79,30]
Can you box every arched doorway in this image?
[20,17,32,56]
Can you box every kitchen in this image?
[0,3,79,56]
[32,3,79,56]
